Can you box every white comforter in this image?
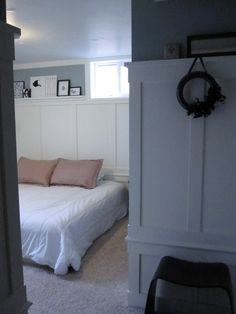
[19,180,128,275]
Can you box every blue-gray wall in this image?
[14,64,85,95]
[132,0,236,61]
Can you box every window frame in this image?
[90,59,130,99]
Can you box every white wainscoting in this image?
[14,97,129,181]
[127,57,236,310]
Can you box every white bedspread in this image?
[19,180,128,275]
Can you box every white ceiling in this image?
[6,0,131,65]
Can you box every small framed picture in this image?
[57,80,70,96]
[23,88,31,98]
[69,86,81,96]
[187,32,236,57]
[14,81,25,98]
[164,43,180,59]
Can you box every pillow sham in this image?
[18,157,58,186]
[50,159,103,189]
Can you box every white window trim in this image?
[90,58,130,99]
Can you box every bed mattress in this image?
[19,180,128,275]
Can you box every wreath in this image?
[177,57,226,118]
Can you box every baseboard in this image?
[128,291,147,308]
[103,171,129,183]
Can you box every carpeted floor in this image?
[23,217,144,314]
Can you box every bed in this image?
[19,180,128,275]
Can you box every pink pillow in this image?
[18,157,58,186]
[50,159,103,189]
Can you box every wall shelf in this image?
[14,96,129,106]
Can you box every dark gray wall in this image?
[132,0,236,61]
[0,21,29,314]
[14,64,85,95]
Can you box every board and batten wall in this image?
[127,56,236,310]
[14,97,129,180]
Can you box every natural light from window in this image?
[90,60,130,99]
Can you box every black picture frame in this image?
[57,80,70,96]
[69,86,81,96]
[187,32,236,58]
[14,81,25,98]
[23,88,31,98]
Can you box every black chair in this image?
[145,256,234,314]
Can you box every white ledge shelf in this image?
[14,96,129,106]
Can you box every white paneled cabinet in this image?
[15,98,129,177]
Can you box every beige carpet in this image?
[23,217,144,314]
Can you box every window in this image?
[90,59,129,98]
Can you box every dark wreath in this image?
[176,57,226,118]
